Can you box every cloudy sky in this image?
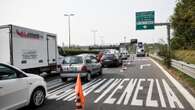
[0,0,177,46]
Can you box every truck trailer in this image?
[0,24,58,74]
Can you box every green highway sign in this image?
[136,11,155,30]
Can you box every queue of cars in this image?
[59,49,123,81]
[0,49,128,110]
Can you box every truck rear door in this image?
[47,35,57,65]
[0,27,11,64]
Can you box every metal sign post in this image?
[155,23,171,67]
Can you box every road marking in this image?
[68,79,107,101]
[94,79,122,103]
[156,79,166,108]
[47,80,62,87]
[56,89,73,101]
[104,79,129,104]
[140,64,151,69]
[150,58,195,109]
[63,79,102,101]
[47,82,65,90]
[94,79,114,93]
[47,83,75,99]
[146,79,158,107]
[84,79,107,95]
[46,77,187,108]
[131,79,145,106]
[116,79,137,105]
[162,79,184,109]
[48,83,72,94]
[136,58,149,61]
[47,79,61,85]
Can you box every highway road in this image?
[20,57,195,110]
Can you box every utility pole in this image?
[100,36,104,45]
[91,30,97,46]
[124,36,126,43]
[64,13,75,48]
[155,23,171,67]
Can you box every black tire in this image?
[61,78,67,82]
[99,68,103,75]
[85,73,91,82]
[30,87,46,108]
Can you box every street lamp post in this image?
[64,13,75,48]
[91,30,97,46]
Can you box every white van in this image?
[0,24,58,74]
[136,42,145,57]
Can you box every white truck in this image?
[136,42,145,57]
[0,24,58,74]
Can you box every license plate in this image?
[66,67,77,72]
[71,67,77,72]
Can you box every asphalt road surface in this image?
[20,57,195,110]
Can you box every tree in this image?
[171,0,195,49]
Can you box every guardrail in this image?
[150,54,195,79]
[149,54,163,61]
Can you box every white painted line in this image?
[140,64,151,69]
[150,58,195,109]
[120,69,124,72]
[48,83,72,94]
[63,79,101,101]
[47,83,75,99]
[94,79,114,93]
[47,79,61,85]
[162,79,184,109]
[146,79,158,107]
[84,79,107,95]
[47,82,65,90]
[131,79,145,106]
[116,79,137,105]
[104,79,129,104]
[94,79,121,103]
[68,79,107,101]
[56,89,74,101]
[47,80,62,87]
[156,79,166,108]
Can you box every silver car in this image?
[60,54,102,82]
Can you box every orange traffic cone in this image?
[75,74,85,110]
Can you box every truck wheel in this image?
[61,78,67,82]
[30,87,46,108]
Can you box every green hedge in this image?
[58,47,99,56]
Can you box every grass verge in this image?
[173,50,195,64]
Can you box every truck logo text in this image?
[16,29,43,40]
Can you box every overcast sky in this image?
[0,0,177,46]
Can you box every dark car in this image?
[100,54,120,67]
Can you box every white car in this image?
[60,54,102,82]
[0,63,47,110]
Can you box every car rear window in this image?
[104,54,115,58]
[62,57,71,64]
[138,42,143,48]
[69,56,83,64]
